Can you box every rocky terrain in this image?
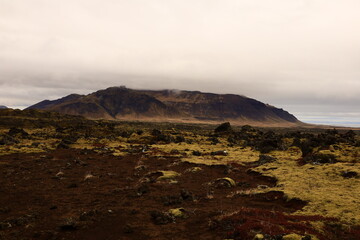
[28,87,301,127]
[0,109,360,240]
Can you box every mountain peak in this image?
[28,87,301,126]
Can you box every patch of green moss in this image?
[185,167,203,173]
[157,171,181,181]
[151,140,259,166]
[168,208,187,218]
[253,148,360,225]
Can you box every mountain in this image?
[27,87,301,126]
[28,87,180,120]
[0,105,8,109]
[139,90,298,123]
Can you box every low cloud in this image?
[0,0,359,125]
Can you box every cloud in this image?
[0,0,359,125]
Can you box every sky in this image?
[0,0,360,126]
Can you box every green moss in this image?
[151,140,259,166]
[157,171,181,181]
[253,234,264,240]
[220,177,236,187]
[253,149,360,225]
[168,208,187,218]
[282,234,303,240]
[185,167,203,173]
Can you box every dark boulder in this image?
[192,150,202,156]
[8,127,29,137]
[341,171,358,179]
[211,150,228,156]
[257,154,277,165]
[151,129,161,136]
[0,134,19,145]
[215,122,232,133]
[175,135,185,143]
[150,211,174,225]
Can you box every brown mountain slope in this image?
[28,87,180,120]
[28,87,301,126]
[139,89,299,125]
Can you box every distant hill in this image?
[0,106,8,109]
[0,108,89,129]
[27,87,302,126]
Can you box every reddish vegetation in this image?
[1,148,358,239]
[0,149,302,240]
[210,207,338,240]
[1,112,359,239]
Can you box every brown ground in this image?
[0,149,307,240]
[1,109,359,240]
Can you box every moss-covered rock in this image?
[168,208,187,218]
[157,171,181,181]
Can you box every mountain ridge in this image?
[27,87,301,126]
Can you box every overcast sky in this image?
[1,0,359,126]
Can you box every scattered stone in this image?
[151,129,161,136]
[207,137,220,144]
[257,185,269,190]
[76,160,88,166]
[150,210,174,225]
[61,136,78,145]
[0,134,19,145]
[238,182,251,188]
[79,210,97,221]
[308,151,338,164]
[59,218,77,231]
[67,183,78,188]
[192,150,202,156]
[136,184,149,196]
[8,127,29,137]
[215,122,232,133]
[302,235,312,240]
[162,195,183,206]
[123,224,134,233]
[55,171,64,178]
[84,173,95,181]
[241,125,256,132]
[180,189,194,201]
[257,154,277,165]
[341,171,358,179]
[282,233,304,240]
[223,165,235,174]
[185,167,203,173]
[253,233,264,240]
[156,171,181,181]
[211,150,228,156]
[175,135,185,143]
[170,149,181,155]
[57,141,70,149]
[168,208,187,218]
[0,222,12,230]
[135,165,147,172]
[0,207,10,214]
[212,177,236,188]
[162,189,195,205]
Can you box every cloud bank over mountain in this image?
[1,0,359,125]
